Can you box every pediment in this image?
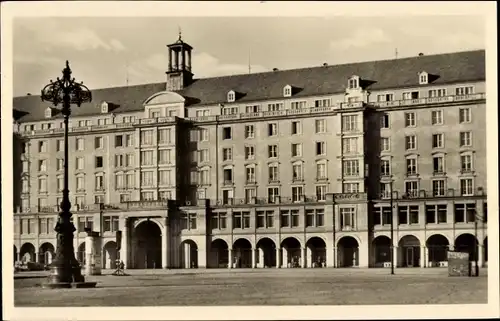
[144,91,186,106]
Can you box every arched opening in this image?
[39,242,55,266]
[372,236,391,266]
[337,236,359,267]
[398,235,421,267]
[210,239,229,268]
[454,233,478,262]
[306,237,326,268]
[134,220,162,269]
[180,240,198,269]
[426,234,449,267]
[233,238,253,268]
[484,237,488,265]
[281,237,301,268]
[256,238,276,268]
[20,243,36,263]
[77,242,86,266]
[14,245,18,264]
[103,241,118,269]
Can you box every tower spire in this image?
[178,26,182,41]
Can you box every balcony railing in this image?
[378,188,486,200]
[371,93,485,108]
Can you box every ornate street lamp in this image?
[41,61,96,288]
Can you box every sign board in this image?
[447,251,470,277]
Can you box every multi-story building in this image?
[12,35,488,270]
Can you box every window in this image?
[244,188,256,203]
[433,156,445,174]
[341,115,357,132]
[180,213,197,230]
[456,86,474,96]
[454,203,476,223]
[459,108,471,123]
[196,149,208,163]
[56,140,64,152]
[268,164,279,182]
[256,210,274,228]
[125,172,134,188]
[405,135,417,150]
[222,127,232,140]
[115,135,123,147]
[431,110,443,125]
[425,205,447,224]
[246,166,256,183]
[227,91,235,102]
[158,149,172,164]
[348,78,358,89]
[460,132,472,147]
[402,91,420,100]
[38,141,48,153]
[95,156,103,168]
[432,179,445,196]
[222,189,233,205]
[157,128,172,144]
[268,123,278,136]
[115,173,125,189]
[75,157,84,170]
[140,151,154,166]
[103,216,120,232]
[76,138,84,151]
[374,206,392,226]
[340,207,355,230]
[125,134,134,147]
[245,146,255,160]
[244,125,254,139]
[21,179,29,193]
[429,89,447,97]
[94,137,103,149]
[140,171,154,187]
[140,191,154,201]
[460,179,473,196]
[316,141,326,156]
[377,94,394,102]
[199,168,210,185]
[159,170,173,186]
[291,186,303,202]
[267,187,280,203]
[56,175,63,191]
[38,160,47,172]
[405,181,419,197]
[222,148,233,161]
[78,216,93,233]
[381,159,391,176]
[140,130,153,145]
[432,134,444,148]
[291,121,301,135]
[284,86,292,97]
[343,160,359,176]
[268,145,278,158]
[76,175,85,191]
[419,73,428,84]
[159,191,172,201]
[95,174,105,190]
[267,103,283,111]
[291,101,306,109]
[211,212,227,230]
[316,163,327,180]
[342,138,357,154]
[292,163,303,181]
[381,138,390,152]
[461,154,473,172]
[223,168,233,184]
[315,99,331,107]
[245,105,260,113]
[315,185,327,201]
[379,183,391,199]
[381,113,390,128]
[38,176,47,192]
[398,206,419,225]
[405,112,416,127]
[291,143,302,157]
[315,119,326,133]
[222,107,239,115]
[343,182,359,193]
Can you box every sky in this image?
[13,15,486,97]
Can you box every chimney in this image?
[323,63,328,67]
[27,93,31,96]
[273,68,279,72]
[418,53,424,57]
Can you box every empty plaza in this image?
[14,268,488,306]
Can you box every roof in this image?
[13,49,485,122]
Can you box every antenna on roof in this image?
[395,48,398,59]
[248,48,251,74]
[178,26,182,41]
[125,59,129,86]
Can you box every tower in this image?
[166,31,194,91]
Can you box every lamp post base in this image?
[42,264,97,289]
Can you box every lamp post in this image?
[389,180,395,275]
[41,61,95,288]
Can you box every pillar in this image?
[358,242,368,267]
[162,231,168,269]
[85,232,102,276]
[478,243,484,268]
[393,246,398,268]
[184,242,191,269]
[228,249,233,269]
[307,247,313,267]
[420,246,426,268]
[258,248,264,268]
[283,248,289,268]
[301,248,306,268]
[35,252,39,263]
[252,248,257,268]
[121,218,129,269]
[329,246,336,268]
[275,248,281,268]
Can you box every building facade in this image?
[12,36,488,270]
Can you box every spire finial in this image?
[178,26,182,41]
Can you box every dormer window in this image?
[227,90,236,103]
[44,107,53,119]
[101,101,109,113]
[348,76,359,89]
[419,72,428,85]
[283,85,292,97]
